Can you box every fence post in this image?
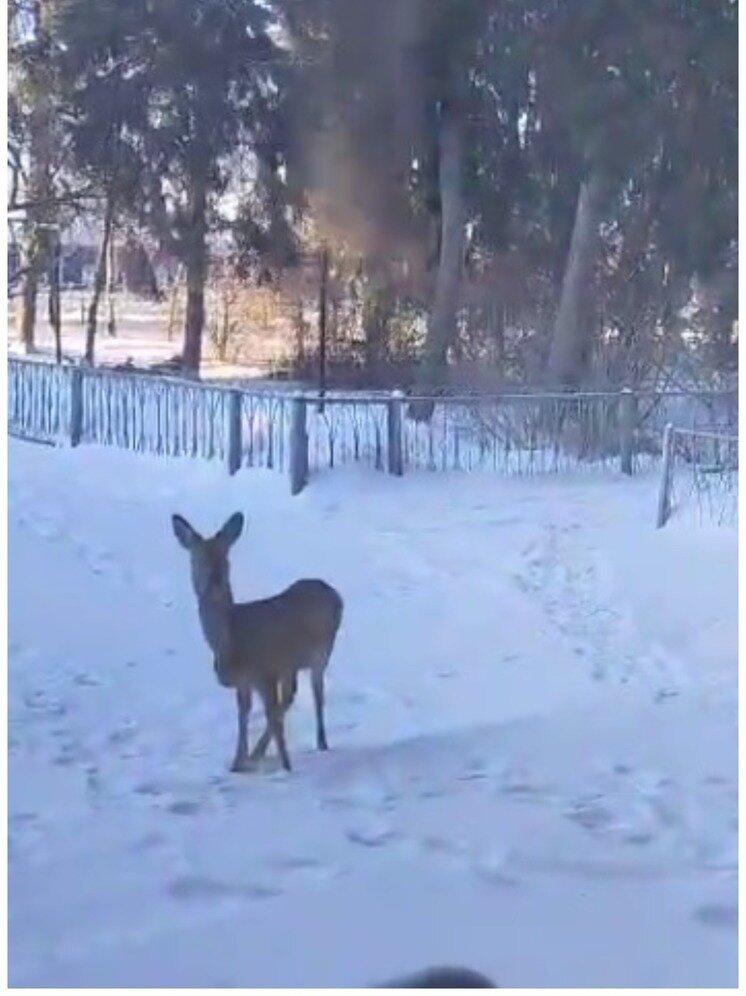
[227,389,242,475]
[387,390,404,476]
[619,387,637,475]
[290,393,309,496]
[69,366,84,447]
[656,423,675,528]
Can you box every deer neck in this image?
[196,580,234,661]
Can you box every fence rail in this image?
[7,358,738,498]
[656,423,738,528]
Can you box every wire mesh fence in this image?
[637,389,738,446]
[307,399,389,472]
[7,358,739,506]
[402,392,625,475]
[239,392,291,470]
[80,369,230,460]
[8,359,71,443]
[660,427,738,528]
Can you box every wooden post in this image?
[619,387,637,475]
[69,365,84,447]
[656,423,675,528]
[317,247,329,413]
[227,389,242,475]
[290,393,309,495]
[387,390,404,476]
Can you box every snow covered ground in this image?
[8,439,738,987]
[8,292,279,381]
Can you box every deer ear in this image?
[172,514,201,550]
[216,511,244,548]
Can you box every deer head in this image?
[171,512,244,601]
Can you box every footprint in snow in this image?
[167,799,202,817]
[167,874,282,902]
[565,794,615,831]
[417,785,451,800]
[499,773,554,804]
[73,672,99,687]
[269,853,343,886]
[457,757,491,783]
[108,725,138,746]
[622,830,655,847]
[345,818,399,848]
[694,904,738,931]
[9,812,39,827]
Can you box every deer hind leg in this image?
[253,679,292,772]
[230,687,252,772]
[249,674,297,764]
[310,653,330,751]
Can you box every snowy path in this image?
[8,442,737,986]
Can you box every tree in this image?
[56,0,149,362]
[537,0,737,387]
[55,0,288,373]
[276,0,492,407]
[138,0,285,374]
[534,1,658,386]
[9,0,63,353]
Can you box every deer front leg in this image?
[230,687,252,772]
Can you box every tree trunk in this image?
[18,0,56,353]
[546,168,607,388]
[362,276,391,385]
[19,239,44,353]
[181,179,208,375]
[85,197,115,365]
[107,229,117,336]
[183,249,206,374]
[167,265,183,341]
[294,299,307,369]
[49,237,62,363]
[410,101,467,418]
[317,246,329,411]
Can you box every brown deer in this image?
[172,512,343,772]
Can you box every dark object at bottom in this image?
[379,966,495,988]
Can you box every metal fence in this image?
[80,368,231,461]
[9,359,71,442]
[8,358,286,472]
[7,358,738,499]
[656,425,738,528]
[402,392,625,475]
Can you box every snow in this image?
[8,439,738,987]
[8,292,280,381]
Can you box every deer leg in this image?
[281,672,298,709]
[249,675,297,763]
[311,663,329,751]
[230,687,252,772]
[259,680,292,772]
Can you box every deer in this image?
[171,511,343,773]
